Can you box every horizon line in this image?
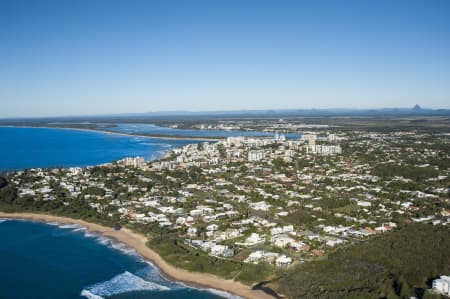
[1,105,450,120]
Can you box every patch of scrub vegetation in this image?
[275,224,450,299]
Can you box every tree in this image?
[0,176,7,189]
[0,178,17,204]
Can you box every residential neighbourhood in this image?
[8,127,450,270]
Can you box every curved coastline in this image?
[0,212,276,299]
[0,125,221,141]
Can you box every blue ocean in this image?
[0,219,231,299]
[0,126,193,170]
[0,126,241,298]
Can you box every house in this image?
[249,201,271,211]
[271,235,294,248]
[187,227,197,237]
[244,250,265,263]
[210,245,234,257]
[244,250,279,264]
[432,275,450,296]
[271,225,294,236]
[289,241,310,252]
[357,200,372,207]
[275,255,292,267]
[236,233,265,246]
[206,224,219,231]
[326,238,346,247]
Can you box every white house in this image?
[275,255,292,267]
[271,235,294,248]
[210,245,234,257]
[249,201,271,211]
[187,227,197,237]
[244,250,279,264]
[433,275,450,296]
[237,233,265,246]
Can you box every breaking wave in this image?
[80,271,170,298]
[96,236,110,245]
[137,263,243,298]
[48,222,141,259]
[53,223,90,234]
[110,242,139,256]
[81,233,142,259]
[71,226,87,232]
[83,232,96,238]
[80,290,104,299]
[47,221,61,226]
[93,236,141,259]
[0,218,9,224]
[45,221,240,299]
[58,224,81,229]
[136,262,181,289]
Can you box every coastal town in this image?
[2,0,450,297]
[5,126,450,276]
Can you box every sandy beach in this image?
[0,212,276,299]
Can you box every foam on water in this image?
[110,241,125,249]
[136,263,179,289]
[83,231,96,238]
[110,242,139,257]
[71,226,87,232]
[80,290,104,299]
[47,221,61,226]
[96,236,111,245]
[81,271,170,298]
[78,233,143,259]
[0,218,8,224]
[59,224,81,229]
[62,226,141,259]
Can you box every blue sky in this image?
[1,0,449,117]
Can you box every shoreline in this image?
[0,125,222,141]
[0,212,277,299]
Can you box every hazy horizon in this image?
[1,104,448,120]
[1,0,449,118]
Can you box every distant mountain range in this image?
[2,105,450,121]
[136,105,450,117]
[96,105,450,118]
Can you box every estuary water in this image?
[0,126,193,170]
[0,219,232,299]
[107,123,288,138]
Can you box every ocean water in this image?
[108,123,300,139]
[0,219,235,299]
[0,126,193,170]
